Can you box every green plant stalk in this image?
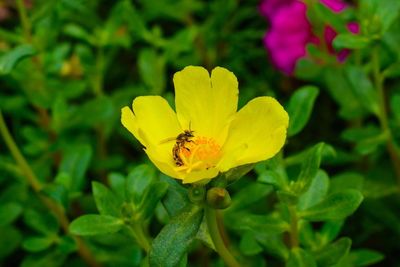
[205,207,241,267]
[372,46,400,188]
[129,223,152,253]
[288,205,299,248]
[0,111,101,267]
[16,0,32,42]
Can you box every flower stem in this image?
[16,0,32,42]
[372,46,400,188]
[288,205,299,248]
[205,207,240,267]
[0,111,101,267]
[129,223,151,253]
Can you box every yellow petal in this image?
[145,144,184,180]
[173,66,238,143]
[121,106,142,143]
[121,96,182,166]
[218,97,289,172]
[182,168,219,184]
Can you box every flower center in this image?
[174,136,222,173]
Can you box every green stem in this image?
[288,205,299,248]
[93,47,105,96]
[0,111,42,191]
[0,111,101,267]
[129,223,151,253]
[16,0,32,42]
[372,46,400,188]
[205,207,240,267]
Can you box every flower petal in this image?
[174,66,238,143]
[218,97,289,172]
[182,168,219,184]
[121,96,182,165]
[121,106,142,143]
[145,144,184,180]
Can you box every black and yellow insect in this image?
[160,129,195,166]
[172,130,195,166]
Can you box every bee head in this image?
[184,129,194,137]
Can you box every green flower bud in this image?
[188,185,206,204]
[206,187,231,209]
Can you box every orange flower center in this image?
[174,136,222,173]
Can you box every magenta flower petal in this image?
[259,0,296,18]
[264,1,312,74]
[347,22,360,34]
[320,0,347,13]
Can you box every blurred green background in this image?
[1,0,400,266]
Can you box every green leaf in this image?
[0,202,22,226]
[286,248,316,267]
[258,170,287,189]
[239,231,263,256]
[299,190,363,221]
[320,220,344,244]
[349,249,384,266]
[20,248,67,267]
[333,34,370,49]
[323,68,365,119]
[314,237,352,266]
[330,172,364,194]
[346,66,379,116]
[376,0,400,33]
[195,219,214,250]
[139,181,169,220]
[0,226,22,259]
[69,215,123,236]
[23,209,59,235]
[162,176,190,217]
[298,170,330,210]
[228,183,273,211]
[0,44,36,75]
[390,94,400,122]
[22,236,55,252]
[257,234,288,260]
[59,144,92,191]
[149,205,203,267]
[126,164,156,204]
[138,49,166,94]
[295,143,324,194]
[225,213,289,235]
[92,181,122,217]
[42,183,68,208]
[63,23,94,44]
[287,85,319,136]
[222,163,254,183]
[108,172,127,200]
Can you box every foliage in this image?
[0,0,399,266]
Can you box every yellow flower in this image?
[121,66,289,184]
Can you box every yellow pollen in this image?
[174,136,221,173]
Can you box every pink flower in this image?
[259,0,296,17]
[320,0,347,12]
[263,1,313,74]
[260,0,359,75]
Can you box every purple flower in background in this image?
[259,0,295,17]
[263,1,313,74]
[260,0,359,75]
[320,0,347,12]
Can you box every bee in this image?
[173,130,195,166]
[160,129,195,166]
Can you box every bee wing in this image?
[159,136,176,145]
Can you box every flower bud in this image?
[188,185,206,204]
[206,187,231,209]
